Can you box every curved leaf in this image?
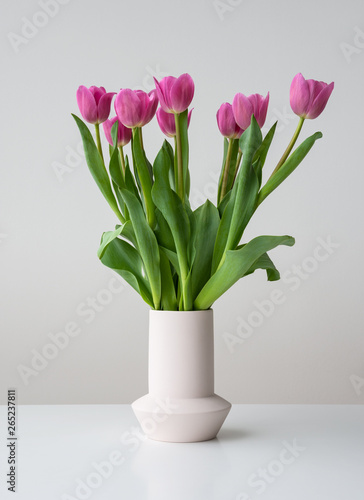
[190,200,220,300]
[258,131,323,205]
[72,114,125,223]
[212,117,262,273]
[160,248,178,311]
[152,146,191,309]
[195,234,294,310]
[99,235,153,307]
[244,252,280,281]
[121,189,161,309]
[132,127,155,227]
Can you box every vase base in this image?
[132,394,231,443]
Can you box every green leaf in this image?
[258,131,323,205]
[190,200,220,300]
[160,248,178,310]
[195,234,295,310]
[160,247,181,276]
[152,146,192,309]
[109,147,127,217]
[115,220,137,247]
[120,189,161,309]
[252,121,277,188]
[124,157,142,204]
[98,233,153,307]
[131,127,155,227]
[217,189,232,217]
[72,114,125,223]
[97,225,124,259]
[152,146,190,263]
[253,121,277,180]
[161,140,176,191]
[155,209,176,252]
[212,117,262,273]
[217,138,240,203]
[227,117,262,249]
[110,121,119,152]
[244,251,280,281]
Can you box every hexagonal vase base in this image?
[132,394,231,443]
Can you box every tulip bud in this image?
[76,86,115,124]
[114,89,158,128]
[216,103,243,138]
[232,92,269,130]
[154,74,195,114]
[290,73,334,119]
[156,108,193,137]
[102,117,132,147]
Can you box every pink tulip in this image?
[156,107,193,137]
[290,73,334,119]
[114,89,158,128]
[232,92,269,130]
[102,117,132,147]
[76,86,115,124]
[216,103,244,138]
[154,74,195,114]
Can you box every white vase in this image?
[132,309,231,443]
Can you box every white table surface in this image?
[0,404,363,499]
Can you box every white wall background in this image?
[1,0,363,405]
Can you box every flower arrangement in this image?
[73,73,333,311]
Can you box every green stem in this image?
[233,150,243,183]
[219,139,234,204]
[268,117,304,180]
[174,113,184,203]
[174,136,178,192]
[94,123,104,163]
[139,127,144,150]
[118,146,126,178]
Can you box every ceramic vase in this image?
[132,309,231,442]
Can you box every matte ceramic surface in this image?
[132,310,231,442]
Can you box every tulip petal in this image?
[89,85,106,104]
[217,102,238,138]
[154,76,176,113]
[306,82,334,119]
[97,92,116,123]
[102,117,116,146]
[76,85,98,124]
[290,73,310,117]
[115,89,143,128]
[157,108,176,137]
[250,93,269,128]
[257,92,269,128]
[232,93,254,130]
[142,90,159,126]
[170,73,195,113]
[306,79,325,102]
[103,116,132,147]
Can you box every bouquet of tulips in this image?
[73,73,333,311]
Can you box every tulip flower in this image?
[103,116,132,147]
[76,86,115,124]
[232,92,269,130]
[157,108,193,137]
[216,103,243,139]
[154,74,194,204]
[269,74,334,180]
[154,74,194,114]
[114,89,159,128]
[290,73,334,119]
